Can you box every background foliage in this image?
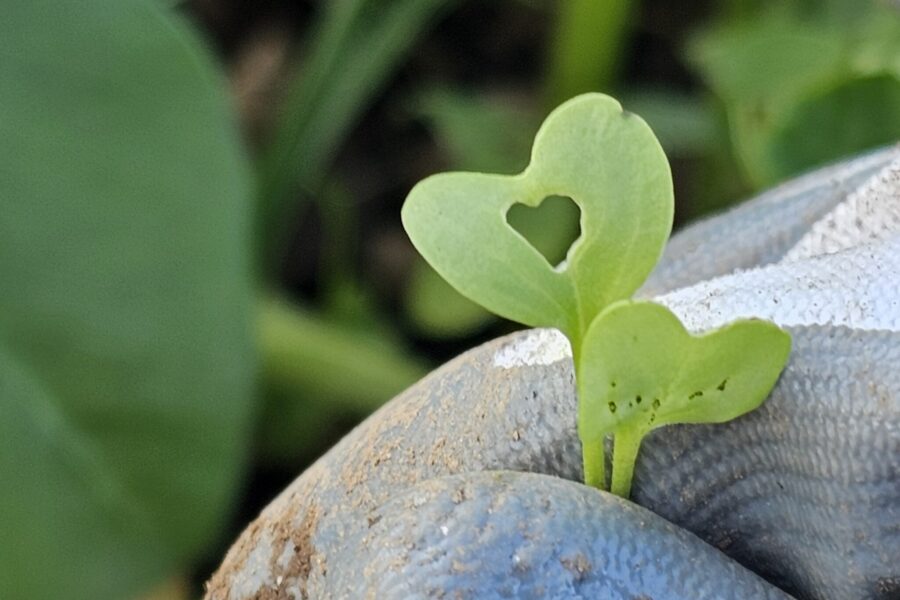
[2,0,898,598]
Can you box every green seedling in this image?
[402,94,672,342]
[579,301,791,497]
[402,93,790,496]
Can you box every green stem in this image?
[257,0,459,272]
[572,333,606,490]
[544,0,634,108]
[318,182,360,314]
[610,425,643,498]
[582,437,606,489]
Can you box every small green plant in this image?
[579,301,790,496]
[402,93,791,497]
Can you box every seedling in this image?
[402,93,790,496]
[579,301,790,496]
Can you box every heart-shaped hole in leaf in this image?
[578,300,791,496]
[506,195,582,270]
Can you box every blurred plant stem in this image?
[544,0,634,107]
[259,294,428,414]
[317,181,374,329]
[256,0,459,270]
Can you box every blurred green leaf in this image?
[0,349,169,599]
[690,6,900,186]
[405,265,495,337]
[850,8,900,78]
[260,295,426,412]
[258,295,427,460]
[260,382,344,464]
[689,16,845,107]
[545,0,634,107]
[260,295,426,413]
[258,0,460,263]
[415,89,538,174]
[620,90,717,155]
[258,286,430,462]
[767,74,900,181]
[0,3,254,598]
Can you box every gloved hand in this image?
[207,147,899,600]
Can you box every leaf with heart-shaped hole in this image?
[506,195,582,269]
[578,300,791,496]
[402,94,673,339]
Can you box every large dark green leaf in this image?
[689,5,900,186]
[689,16,844,107]
[0,2,254,598]
[767,74,900,180]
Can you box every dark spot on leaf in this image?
[610,381,617,388]
[717,378,729,391]
[652,398,661,409]
[635,395,642,404]
[608,402,617,413]
[689,391,703,399]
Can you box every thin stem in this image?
[571,333,606,490]
[582,437,606,489]
[318,182,361,315]
[610,426,643,498]
[544,0,634,108]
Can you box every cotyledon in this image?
[206,147,900,600]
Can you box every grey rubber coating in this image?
[639,145,897,297]
[634,325,900,600]
[207,150,900,600]
[326,471,791,599]
[207,332,586,600]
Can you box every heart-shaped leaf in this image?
[402,94,673,339]
[578,300,791,495]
